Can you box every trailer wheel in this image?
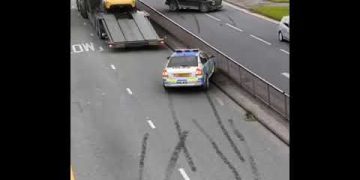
[80,11,88,19]
[76,0,80,12]
[169,1,179,11]
[98,29,105,40]
[79,0,88,19]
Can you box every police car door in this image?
[200,52,209,75]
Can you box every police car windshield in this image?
[167,56,198,67]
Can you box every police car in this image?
[162,49,216,90]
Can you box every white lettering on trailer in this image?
[82,42,95,52]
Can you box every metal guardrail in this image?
[137,0,290,120]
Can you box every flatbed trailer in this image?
[77,0,164,48]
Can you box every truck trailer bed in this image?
[99,11,163,48]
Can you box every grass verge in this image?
[250,5,289,21]
[268,0,289,3]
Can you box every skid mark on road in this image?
[192,119,242,180]
[193,14,201,34]
[164,131,189,180]
[205,93,246,162]
[168,94,197,172]
[225,14,237,26]
[73,101,83,113]
[229,119,261,180]
[139,133,149,180]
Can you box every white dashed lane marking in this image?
[147,120,156,129]
[282,72,289,78]
[126,88,133,95]
[225,23,243,32]
[250,34,271,45]
[179,168,190,180]
[206,14,221,22]
[215,97,224,106]
[111,64,116,70]
[280,49,289,54]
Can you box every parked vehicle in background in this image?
[165,0,222,13]
[278,16,290,42]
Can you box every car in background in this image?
[162,49,216,90]
[165,0,222,13]
[278,16,290,42]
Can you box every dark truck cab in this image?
[165,0,222,12]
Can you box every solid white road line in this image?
[225,23,243,32]
[280,49,289,54]
[147,120,156,129]
[178,168,190,180]
[206,14,221,22]
[223,2,280,24]
[111,64,116,70]
[126,88,133,95]
[282,72,289,78]
[250,34,271,45]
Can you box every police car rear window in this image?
[167,56,198,67]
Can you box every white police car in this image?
[162,49,216,90]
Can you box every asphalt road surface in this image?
[140,0,289,94]
[71,2,289,180]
